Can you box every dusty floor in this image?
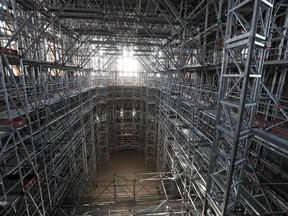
[91,150,159,202]
[63,151,180,215]
[99,150,154,178]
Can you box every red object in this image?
[23,175,37,190]
[0,117,27,128]
[271,118,288,127]
[0,46,19,56]
[253,114,266,127]
[12,118,27,128]
[271,126,288,138]
[254,119,265,127]
[255,114,265,120]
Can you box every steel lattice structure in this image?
[0,0,288,215]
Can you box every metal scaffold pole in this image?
[204,0,274,215]
[1,0,288,215]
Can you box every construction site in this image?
[0,0,287,215]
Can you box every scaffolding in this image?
[0,0,288,215]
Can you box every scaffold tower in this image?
[0,0,288,215]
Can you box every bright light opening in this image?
[118,47,138,77]
[132,109,136,117]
